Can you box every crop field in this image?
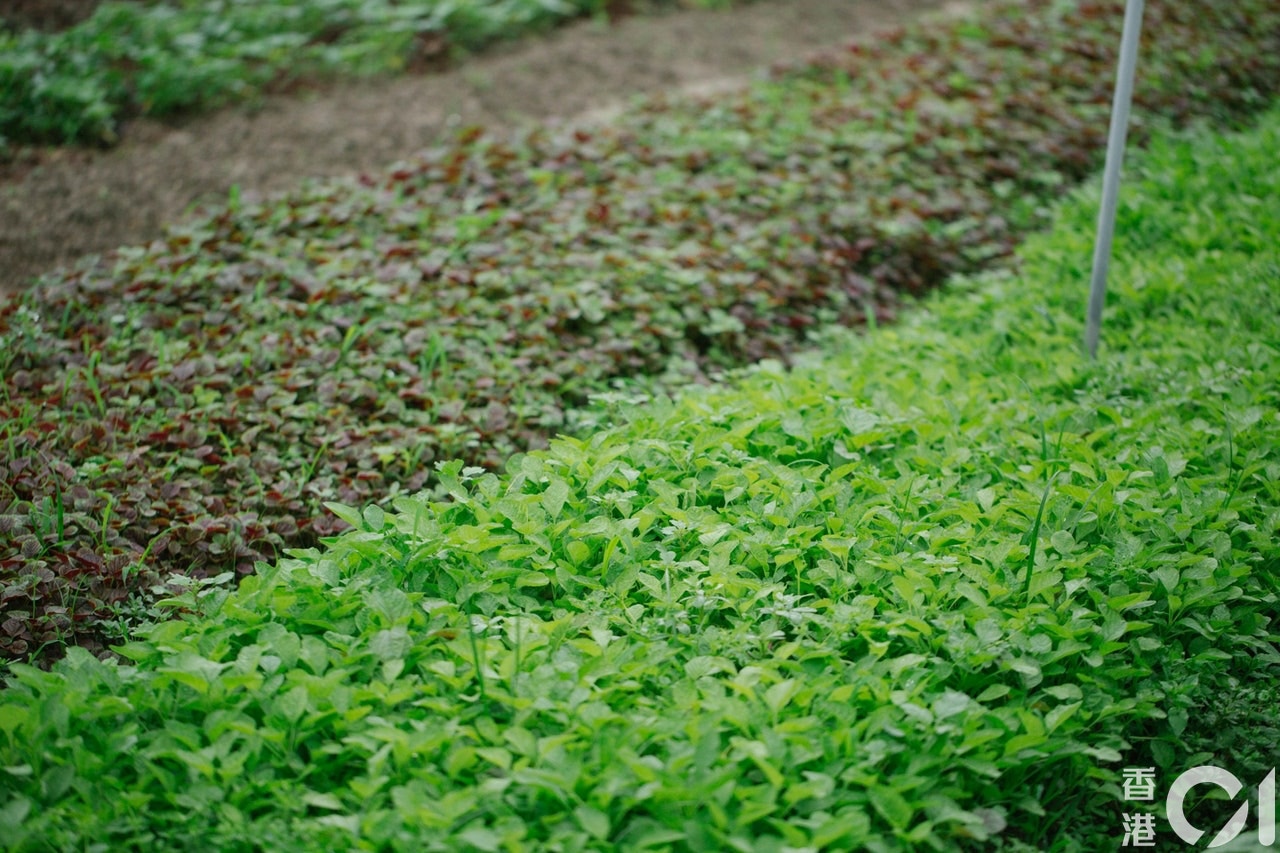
[0,0,647,146]
[1,0,1277,662]
[0,0,1278,848]
[2,95,1278,851]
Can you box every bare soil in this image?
[0,0,964,293]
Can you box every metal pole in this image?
[1085,0,1146,359]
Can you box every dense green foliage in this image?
[2,0,1279,662]
[0,0,612,146]
[1,107,1278,851]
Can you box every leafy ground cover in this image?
[0,0,640,147]
[1,0,1279,663]
[1,105,1278,852]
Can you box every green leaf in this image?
[811,806,871,847]
[369,627,411,661]
[1043,684,1082,702]
[275,686,309,723]
[868,786,913,830]
[1152,566,1180,593]
[504,727,537,757]
[566,541,591,566]
[363,504,386,531]
[933,689,970,719]
[763,679,800,715]
[1049,530,1077,555]
[0,706,28,738]
[366,588,413,623]
[302,791,345,811]
[976,487,996,513]
[542,479,570,518]
[975,684,1011,703]
[575,805,610,840]
[1044,702,1081,733]
[0,796,31,829]
[1107,592,1152,611]
[458,824,501,850]
[159,652,227,694]
[381,658,405,682]
[324,502,365,530]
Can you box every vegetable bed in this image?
[0,0,619,146]
[1,103,1277,852]
[1,0,1278,661]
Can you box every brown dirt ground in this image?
[0,0,968,294]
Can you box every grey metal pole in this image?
[1085,0,1146,359]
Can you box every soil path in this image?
[0,0,963,293]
